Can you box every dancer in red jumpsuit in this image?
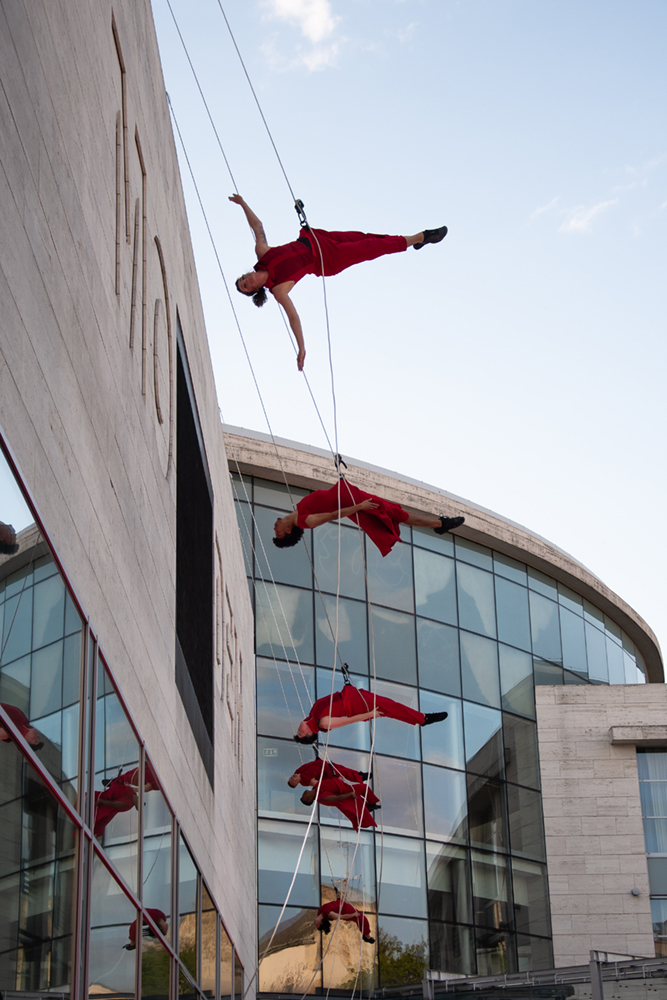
[294,680,447,745]
[273,478,464,553]
[125,908,169,950]
[315,899,374,943]
[93,763,159,839]
[0,703,43,748]
[230,194,448,370]
[287,757,369,789]
[300,776,380,832]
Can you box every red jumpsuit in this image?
[254,230,407,290]
[304,685,424,735]
[93,764,157,838]
[293,759,366,787]
[318,899,372,939]
[127,908,167,947]
[0,703,33,741]
[314,777,379,831]
[296,481,409,557]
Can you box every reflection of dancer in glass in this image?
[273,479,464,555]
[124,908,169,950]
[294,677,447,745]
[287,758,370,788]
[315,899,374,944]
[230,193,448,371]
[0,522,19,555]
[301,776,380,831]
[93,763,159,838]
[0,703,44,748]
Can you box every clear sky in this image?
[151,0,666,662]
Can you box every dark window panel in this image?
[375,755,423,836]
[412,526,454,557]
[471,850,512,930]
[527,568,557,600]
[493,552,527,586]
[253,477,309,511]
[429,920,475,976]
[475,927,517,975]
[234,502,253,578]
[499,645,535,719]
[606,635,625,684]
[376,835,427,918]
[417,618,461,697]
[378,915,428,987]
[426,842,472,924]
[464,701,504,780]
[516,933,554,971]
[420,692,464,770]
[258,820,319,907]
[533,659,563,686]
[468,775,508,852]
[512,858,551,938]
[371,677,421,760]
[257,736,314,820]
[557,583,583,616]
[503,714,540,790]
[423,765,468,844]
[507,785,546,861]
[495,577,531,652]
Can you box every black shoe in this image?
[359,771,372,782]
[363,935,375,944]
[422,711,448,726]
[414,225,448,250]
[434,515,465,535]
[367,802,381,812]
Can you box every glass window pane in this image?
[457,564,496,639]
[606,636,625,684]
[201,885,216,996]
[141,921,171,998]
[315,594,367,672]
[178,837,199,979]
[643,819,667,853]
[231,471,252,502]
[321,889,376,991]
[461,633,500,709]
[413,549,457,626]
[314,522,366,600]
[429,920,474,976]
[527,568,557,599]
[255,582,314,664]
[423,765,468,844]
[234,502,253,577]
[258,736,316,820]
[507,785,546,860]
[455,537,493,571]
[533,659,563,686]
[254,478,309,510]
[499,645,535,719]
[503,714,540,790]
[493,553,527,585]
[512,858,551,938]
[371,677,421,761]
[2,586,33,664]
[375,756,423,836]
[320,827,376,907]
[471,850,511,929]
[468,773,508,851]
[258,820,319,906]
[464,702,504,780]
[648,858,667,895]
[529,592,561,663]
[413,526,454,556]
[32,574,66,650]
[420,691,464,770]
[585,621,608,682]
[560,606,588,676]
[426,842,472,924]
[638,749,667,780]
[30,640,63,719]
[366,536,414,613]
[583,599,605,627]
[220,921,233,1000]
[651,898,667,957]
[258,905,321,993]
[378,915,428,987]
[257,659,314,741]
[417,618,460,696]
[558,583,583,616]
[377,835,427,918]
[89,856,137,995]
[516,933,554,971]
[475,926,516,975]
[495,577,531,652]
[253,505,313,589]
[369,606,416,685]
[142,757,172,943]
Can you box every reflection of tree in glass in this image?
[378,927,428,987]
[140,940,171,994]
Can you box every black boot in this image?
[422,711,448,726]
[434,515,465,535]
[414,225,448,250]
[359,771,372,782]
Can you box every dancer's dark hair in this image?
[294,730,318,745]
[320,916,332,935]
[235,277,267,308]
[0,540,19,555]
[273,526,304,548]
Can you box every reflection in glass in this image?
[257,905,321,993]
[412,527,454,557]
[499,645,535,718]
[254,505,313,589]
[377,836,427,918]
[254,477,309,510]
[426,842,471,924]
[201,883,216,996]
[464,701,503,779]
[516,933,553,971]
[142,756,172,937]
[234,502,253,577]
[475,926,515,975]
[468,774,508,851]
[257,658,314,740]
[420,691,464,769]
[651,898,667,957]
[528,568,557,599]
[606,636,625,684]
[366,536,414,613]
[560,607,587,676]
[258,820,319,906]
[529,592,561,664]
[429,920,474,976]
[316,594,367,672]
[89,856,137,996]
[503,713,540,790]
[375,756,423,836]
[378,915,428,987]
[141,923,171,999]
[255,581,314,663]
[417,618,460,696]
[457,564,496,639]
[471,850,511,930]
[512,858,551,938]
[413,549,457,626]
[423,766,467,844]
[0,748,76,990]
[493,553,527,585]
[258,736,314,820]
[320,888,376,992]
[507,785,546,861]
[314,522,366,601]
[585,621,608,682]
[221,920,233,999]
[320,828,375,907]
[234,949,243,1000]
[371,677,420,760]
[495,577,531,652]
[179,836,199,980]
[460,633,500,709]
[455,538,493,571]
[369,606,416,684]
[533,659,563,686]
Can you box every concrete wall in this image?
[0,0,256,967]
[536,684,665,966]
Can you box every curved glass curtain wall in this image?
[0,442,242,997]
[233,473,647,992]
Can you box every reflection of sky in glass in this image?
[0,455,34,532]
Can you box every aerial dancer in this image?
[0,703,44,748]
[93,764,159,838]
[300,776,380,832]
[124,909,169,950]
[287,756,370,788]
[315,899,375,944]
[230,194,448,371]
[294,676,447,745]
[273,478,464,555]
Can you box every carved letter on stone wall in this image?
[129,199,140,348]
[153,236,174,474]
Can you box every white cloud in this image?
[529,197,559,223]
[559,199,618,234]
[264,0,338,44]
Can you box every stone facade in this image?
[536,684,666,966]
